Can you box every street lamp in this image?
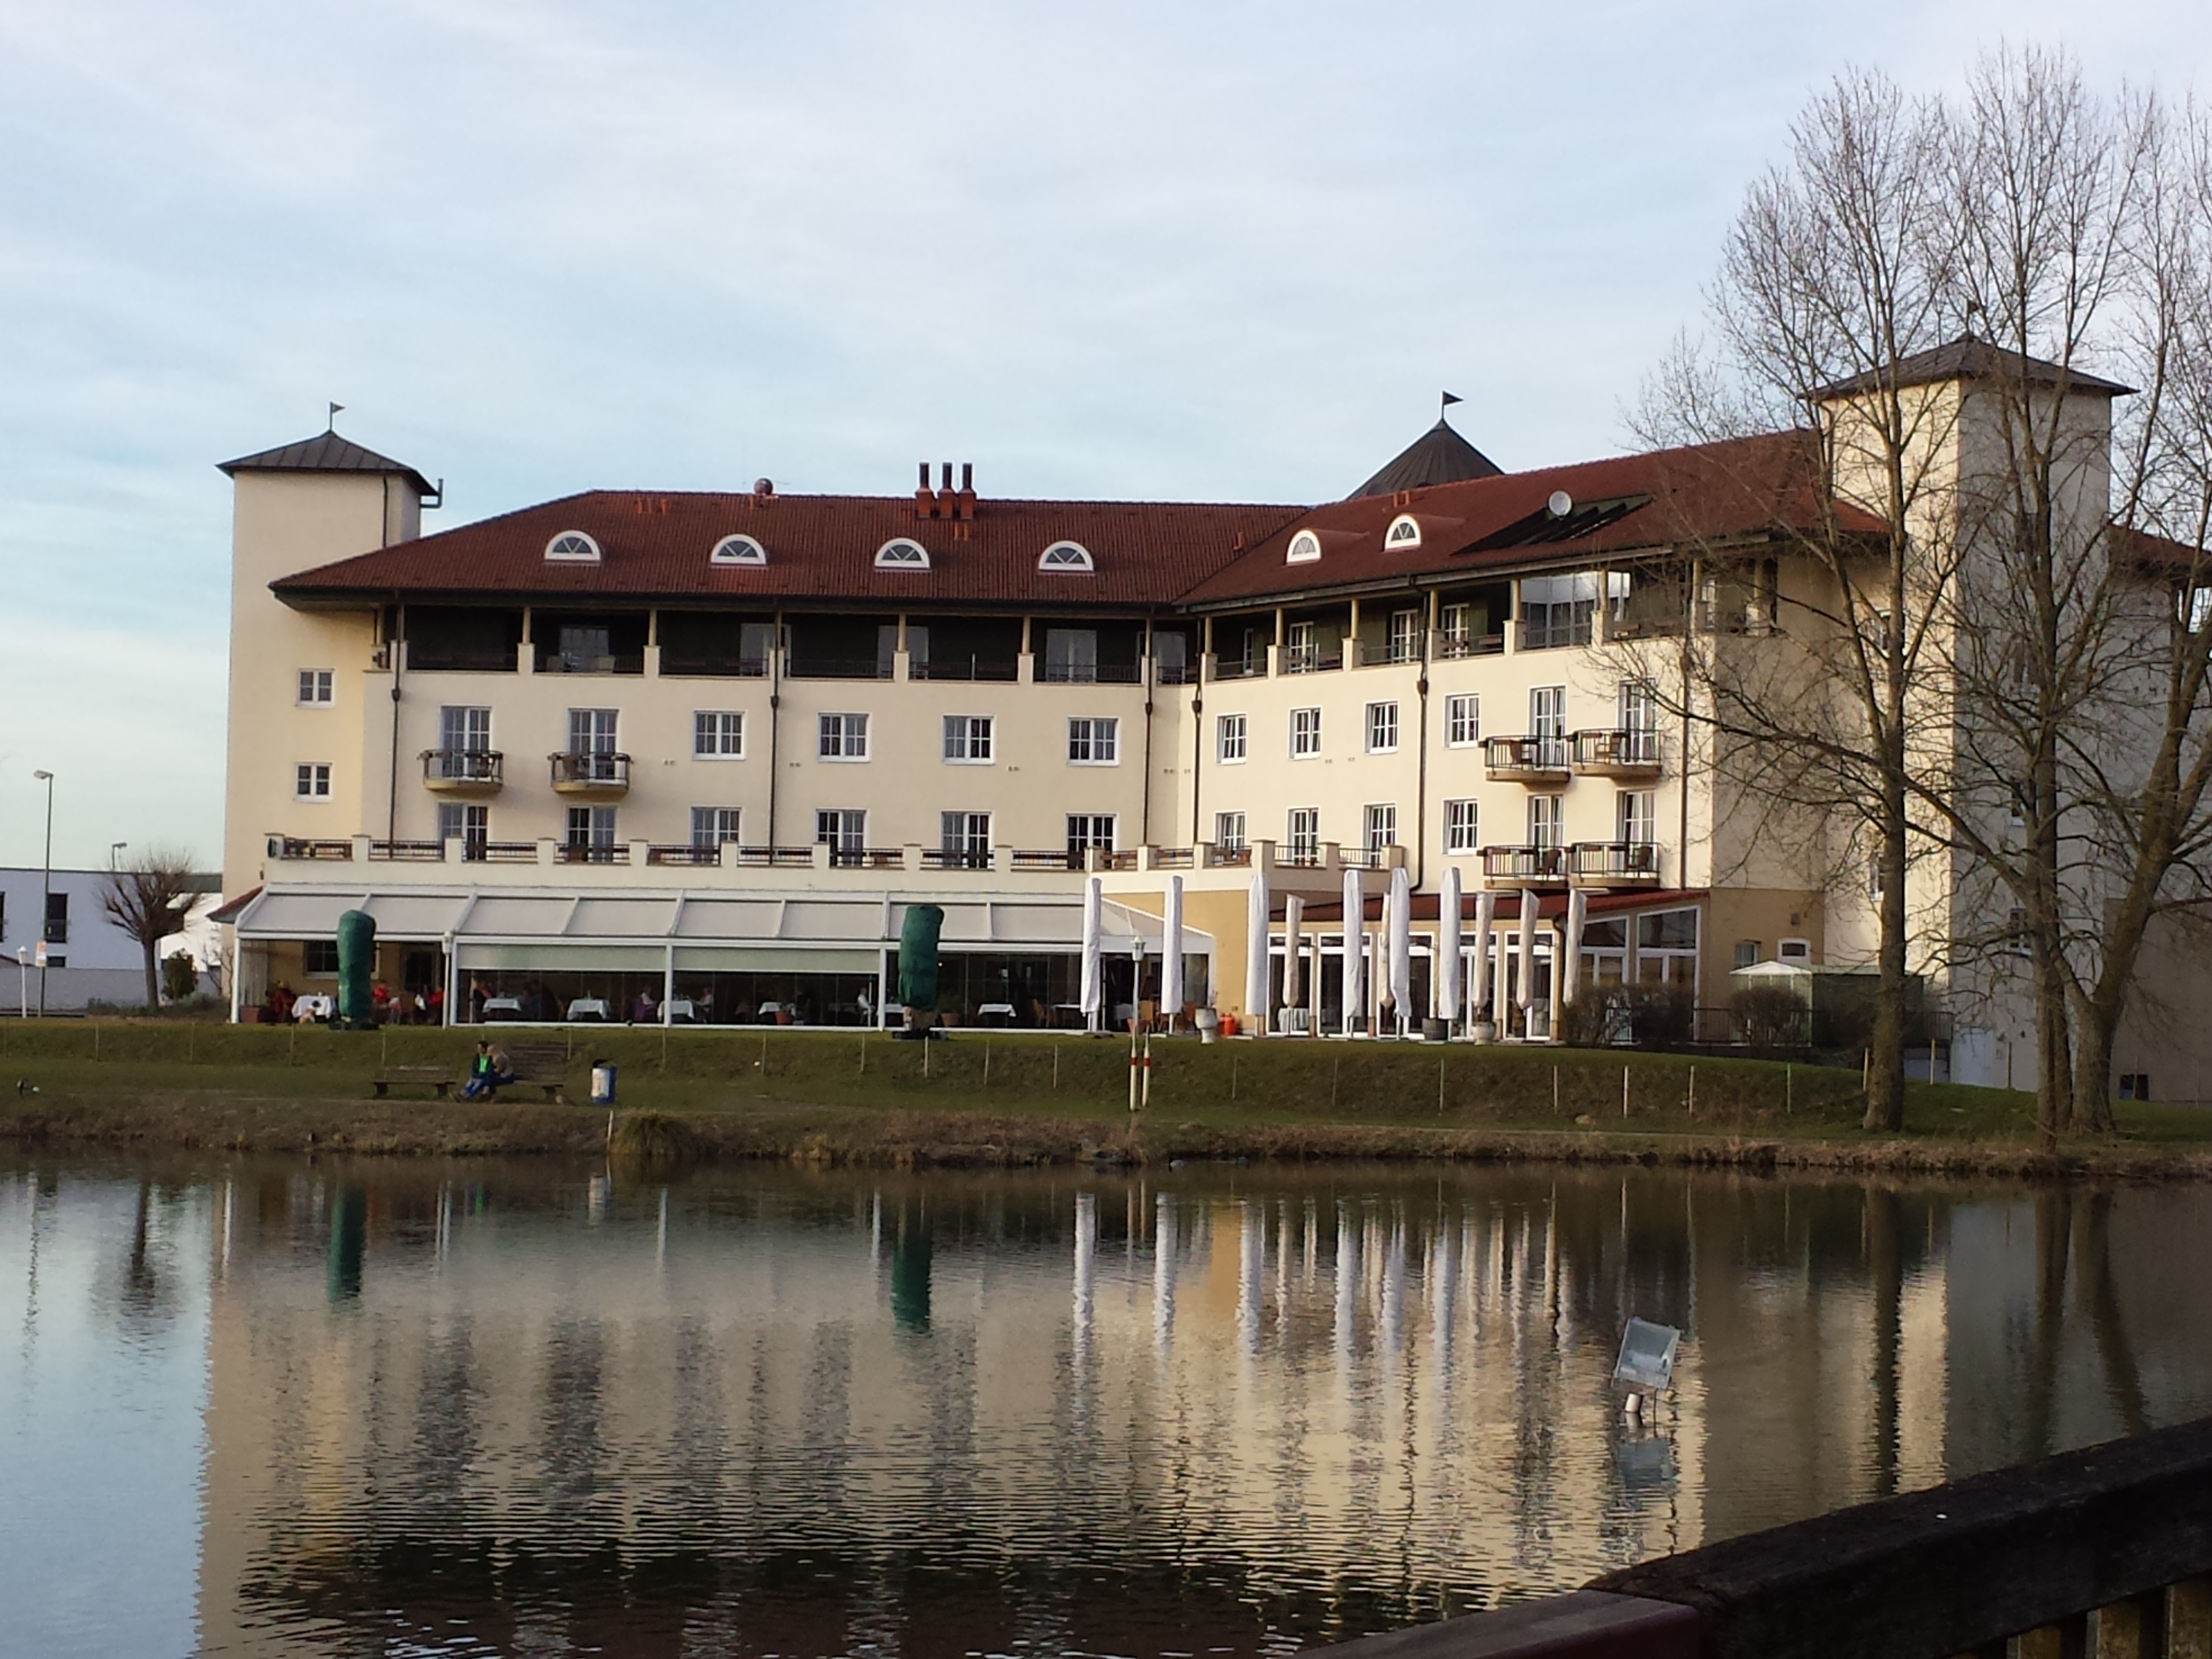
[33,771,53,1019]
[14,947,26,1021]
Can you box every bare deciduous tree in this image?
[101,850,201,1012]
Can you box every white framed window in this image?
[1619,678,1657,731]
[1530,685,1567,767]
[1387,608,1421,662]
[295,762,332,801]
[1038,541,1094,572]
[941,812,992,862]
[1445,798,1479,853]
[1365,701,1400,754]
[566,805,617,847]
[817,809,866,858]
[1287,529,1321,564]
[544,531,601,564]
[297,669,333,706]
[1066,814,1116,855]
[568,707,618,753]
[1528,795,1563,849]
[1287,808,1320,860]
[819,712,870,760]
[710,534,767,566]
[1734,940,1761,970]
[1617,789,1657,845]
[874,538,930,570]
[1446,693,1480,748]
[1214,811,1247,852]
[1216,712,1247,763]
[1290,707,1322,758]
[1286,619,1320,672]
[1362,803,1398,851]
[437,802,489,855]
[691,806,742,846]
[1385,514,1422,549]
[1778,937,1812,963]
[1439,603,1472,646]
[1067,717,1118,764]
[943,714,995,763]
[694,710,745,758]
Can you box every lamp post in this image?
[14,947,26,1021]
[34,770,53,1019]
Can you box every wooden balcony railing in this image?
[1306,1417,2212,1659]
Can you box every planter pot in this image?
[1422,1018,1450,1043]
[1470,1020,1498,1044]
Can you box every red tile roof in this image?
[1180,432,1890,608]
[273,489,1306,612]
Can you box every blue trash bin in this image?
[591,1061,617,1105]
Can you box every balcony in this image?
[1483,736,1572,784]
[1283,645,1342,675]
[1040,661,1142,685]
[1479,845,1568,887]
[1570,728,1662,777]
[1516,616,1594,651]
[914,657,1020,683]
[421,749,504,793]
[824,846,906,870]
[1011,848,1082,871]
[922,848,993,871]
[267,836,354,862]
[732,846,816,869]
[647,845,723,867]
[369,839,446,862]
[555,842,630,865]
[549,752,631,796]
[785,657,893,681]
[1207,654,1265,681]
[1430,629,1506,660]
[1568,840,1661,887]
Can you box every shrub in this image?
[161,951,199,1004]
[1732,984,1810,1048]
[1628,986,1695,1049]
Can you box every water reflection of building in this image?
[181,1165,2211,1658]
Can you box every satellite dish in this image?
[1548,490,1574,519]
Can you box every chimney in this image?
[937,460,958,517]
[915,461,936,519]
[957,461,976,520]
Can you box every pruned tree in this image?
[101,850,202,1012]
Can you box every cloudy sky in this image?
[1,0,2205,872]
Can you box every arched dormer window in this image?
[1286,530,1321,564]
[711,534,768,566]
[1039,541,1094,572]
[545,531,602,564]
[1385,514,1422,550]
[875,538,930,570]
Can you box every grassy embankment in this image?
[2,1019,2207,1175]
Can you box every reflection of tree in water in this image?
[107,1179,180,1337]
[2021,1188,2150,1456]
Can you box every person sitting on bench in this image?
[460,1039,516,1100]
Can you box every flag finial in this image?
[327,401,345,431]
[1440,390,1463,413]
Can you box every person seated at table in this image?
[460,1039,515,1100]
[268,982,295,1023]
[633,987,657,1023]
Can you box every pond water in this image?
[3,1154,2210,1659]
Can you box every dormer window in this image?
[1385,514,1422,550]
[545,532,602,564]
[875,539,930,570]
[711,534,768,566]
[1039,541,1094,573]
[1286,530,1321,564]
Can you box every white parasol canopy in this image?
[1161,876,1185,1027]
[1080,876,1103,1030]
[1244,867,1269,1029]
[1282,893,1305,1017]
[1387,865,1413,1035]
[1438,865,1462,1030]
[1471,886,1496,1025]
[1341,866,1365,1035]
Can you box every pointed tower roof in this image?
[219,431,435,497]
[1347,416,1503,500]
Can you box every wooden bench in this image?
[501,1041,571,1103]
[372,1065,456,1098]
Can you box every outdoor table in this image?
[566,998,611,1022]
[481,995,522,1019]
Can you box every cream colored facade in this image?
[214,375,2211,1092]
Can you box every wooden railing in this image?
[1305,1418,2212,1659]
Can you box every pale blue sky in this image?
[1,0,2206,869]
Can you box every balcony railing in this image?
[1570,728,1662,775]
[647,845,723,866]
[1041,662,1143,685]
[914,659,1020,683]
[420,749,503,789]
[1150,847,1194,869]
[1431,630,1506,660]
[785,658,893,680]
[923,848,993,870]
[1517,616,1594,651]
[1568,840,1661,884]
[1479,844,1567,884]
[1307,1417,2212,1659]
[732,846,815,868]
[1283,646,1342,674]
[474,841,539,863]
[548,752,631,793]
[1208,655,1265,681]
[821,846,905,870]
[267,836,354,862]
[1154,661,1197,685]
[1483,736,1572,781]
[369,839,446,861]
[1341,846,1393,870]
[556,842,629,865]
[1277,846,1325,868]
[1011,848,1081,871]
[1206,845,1253,868]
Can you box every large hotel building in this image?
[212,352,2204,1092]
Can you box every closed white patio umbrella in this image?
[1515,889,1540,1036]
[1080,876,1103,1032]
[1161,876,1185,1029]
[1341,866,1365,1036]
[1387,865,1413,1036]
[1438,865,1462,1034]
[1471,886,1496,1028]
[1244,867,1269,1032]
[1282,894,1305,1023]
